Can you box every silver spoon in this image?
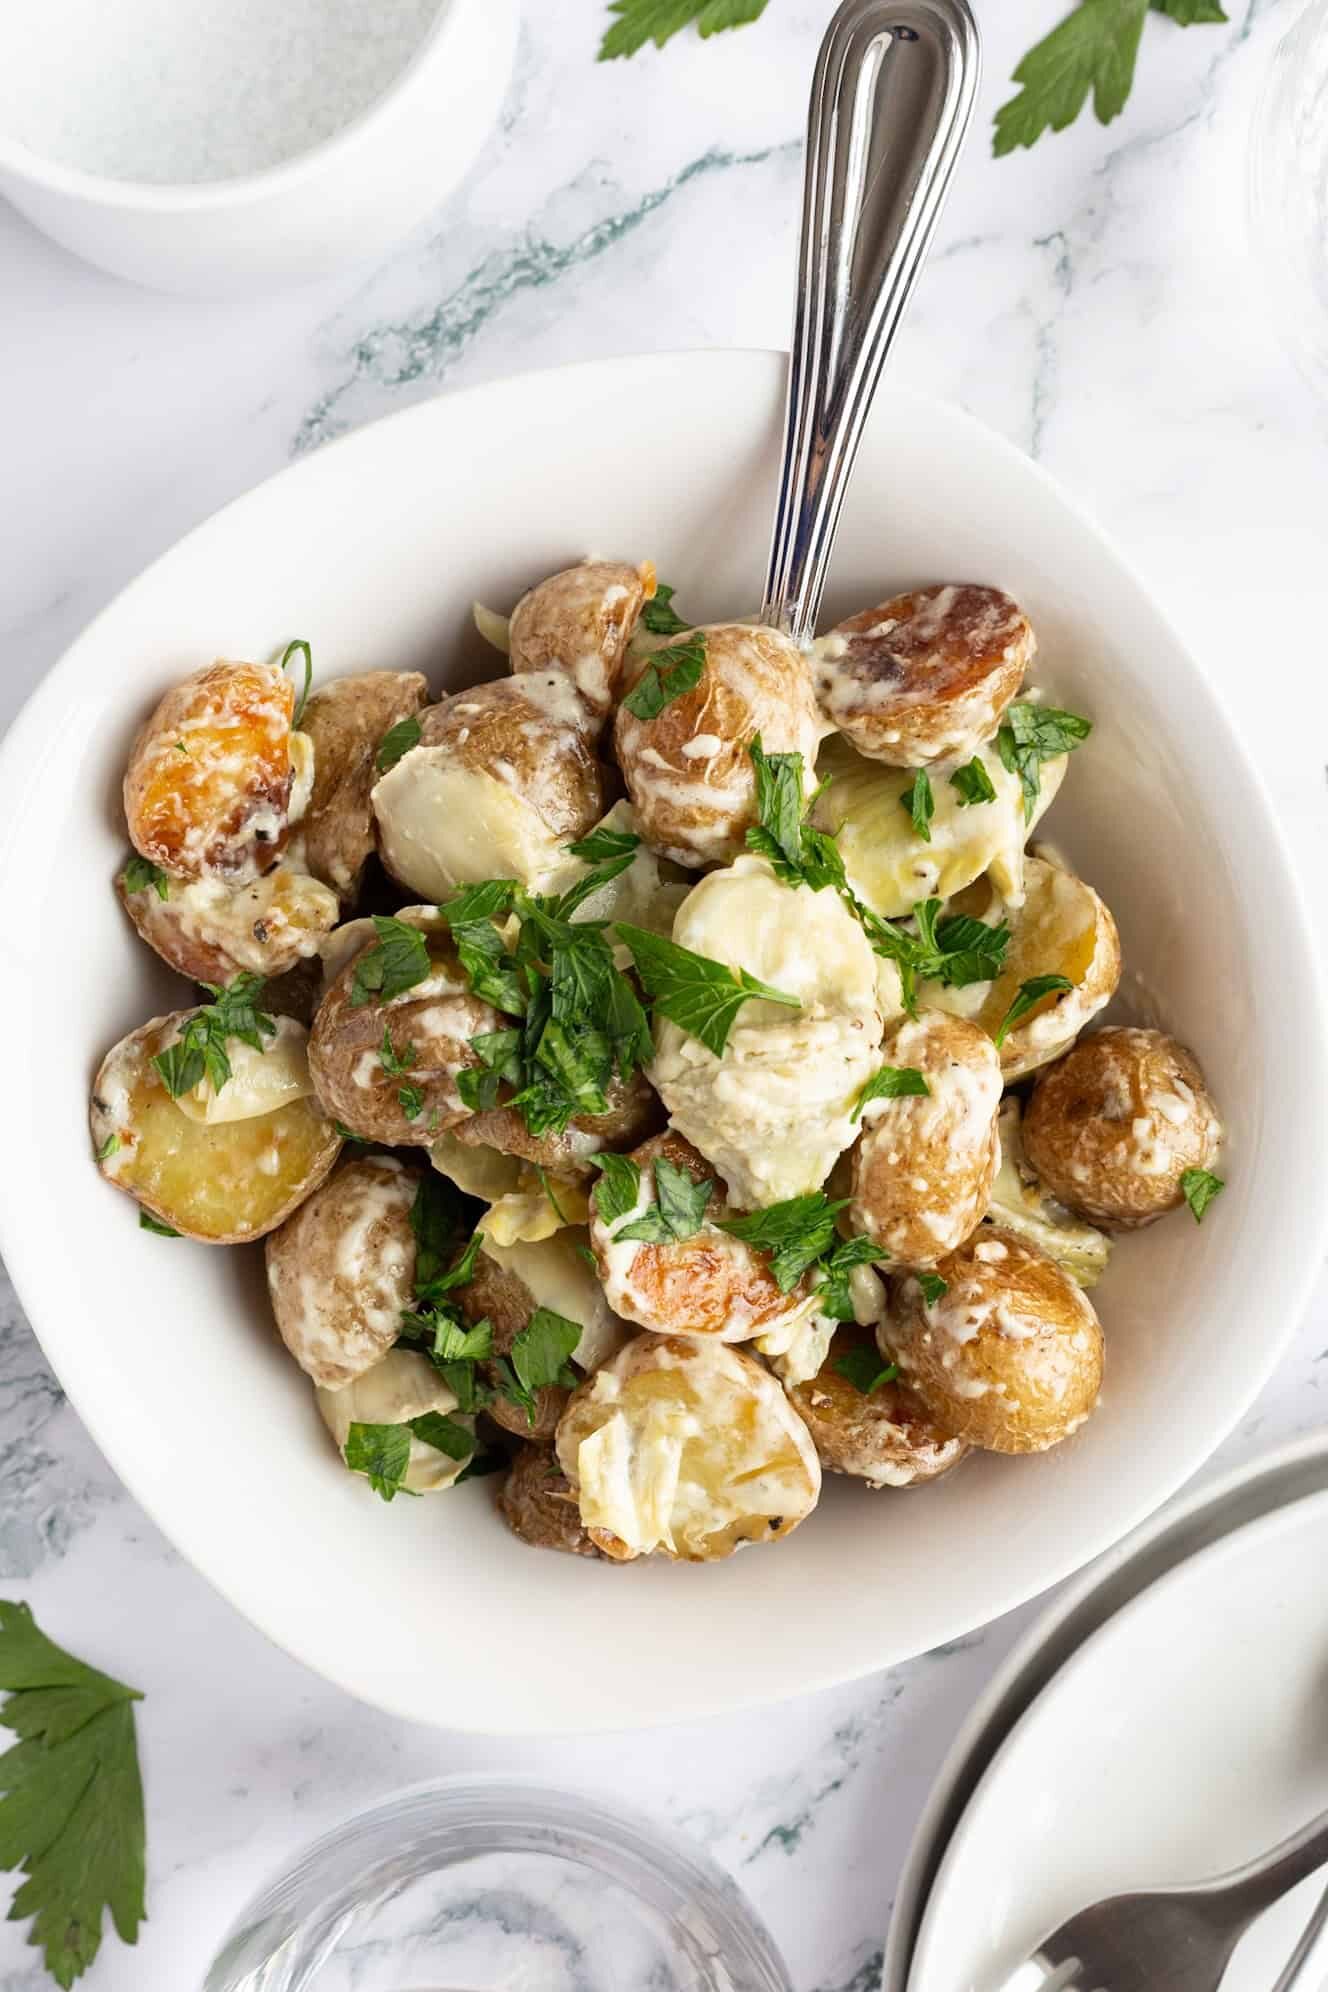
[762,0,980,644]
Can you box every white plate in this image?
[0,349,1324,1733]
[909,1489,1328,1992]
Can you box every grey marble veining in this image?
[3,1,1328,1987]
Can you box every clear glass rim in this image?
[203,1772,795,1992]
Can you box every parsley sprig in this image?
[639,581,690,636]
[995,0,1227,157]
[621,632,707,722]
[152,973,276,1099]
[997,701,1092,820]
[599,0,770,61]
[615,923,800,1058]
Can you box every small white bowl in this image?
[0,0,516,293]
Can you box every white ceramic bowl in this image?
[1,349,1323,1733]
[0,0,516,293]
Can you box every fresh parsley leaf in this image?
[900,769,935,843]
[639,581,690,635]
[599,0,770,61]
[749,737,806,873]
[995,0,1227,155]
[440,886,527,1016]
[833,1342,900,1394]
[118,855,169,901]
[925,913,1012,990]
[949,758,997,807]
[377,1025,416,1079]
[332,1120,367,1144]
[591,1152,643,1227]
[566,825,642,865]
[816,1236,888,1321]
[916,1271,949,1307]
[350,915,432,1008]
[151,973,276,1099]
[408,1176,469,1291]
[1154,0,1227,21]
[375,715,422,773]
[615,923,800,1057]
[344,1422,413,1501]
[621,633,707,722]
[94,1134,120,1163]
[399,1308,493,1366]
[993,974,1074,1049]
[997,701,1092,819]
[0,1601,145,1988]
[408,1412,474,1463]
[551,852,641,918]
[457,1027,524,1112]
[1179,1167,1225,1223]
[137,1210,178,1237]
[720,1192,848,1293]
[279,638,314,728]
[851,1065,930,1123]
[397,1085,424,1121]
[618,1154,715,1243]
[493,1308,583,1425]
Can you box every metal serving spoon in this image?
[762,0,980,643]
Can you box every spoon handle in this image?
[761,0,980,644]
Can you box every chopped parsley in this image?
[600,0,771,61]
[377,1026,422,1120]
[899,769,935,843]
[137,1210,178,1237]
[833,1342,900,1394]
[490,1309,583,1427]
[95,1133,120,1163]
[344,1422,413,1501]
[614,924,799,1058]
[375,715,422,773]
[119,854,169,901]
[566,824,642,866]
[151,973,275,1099]
[720,1192,848,1293]
[1180,1167,1224,1224]
[915,1272,949,1307]
[851,1064,930,1123]
[616,1154,715,1243]
[349,915,432,1009]
[992,974,1074,1050]
[949,757,997,807]
[639,581,690,635]
[997,701,1092,819]
[591,1152,644,1227]
[815,1235,889,1321]
[621,633,707,721]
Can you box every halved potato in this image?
[922,856,1120,1080]
[371,676,606,900]
[499,1445,603,1557]
[508,560,651,716]
[316,1349,474,1493]
[614,624,822,868]
[556,1334,821,1561]
[90,1011,340,1242]
[118,860,339,985]
[123,659,301,883]
[266,1154,422,1386]
[814,584,1033,765]
[809,731,1066,920]
[985,1098,1110,1288]
[300,669,429,898]
[784,1322,969,1487]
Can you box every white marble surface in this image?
[3,1,1328,1987]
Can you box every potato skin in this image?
[91,1012,341,1244]
[589,1129,815,1341]
[613,624,823,868]
[300,670,429,898]
[509,561,648,716]
[124,659,297,882]
[308,923,504,1145]
[815,585,1032,766]
[891,1229,1104,1453]
[850,1011,1002,1268]
[266,1154,421,1387]
[785,1323,969,1487]
[1022,1027,1223,1230]
[498,1446,603,1557]
[117,863,339,985]
[449,1070,664,1182]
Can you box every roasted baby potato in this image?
[371,676,606,900]
[308,911,504,1145]
[924,857,1120,1080]
[91,1011,340,1243]
[1022,1026,1223,1230]
[651,854,886,1208]
[556,1334,821,1561]
[814,584,1033,765]
[124,659,306,883]
[449,1066,663,1183]
[784,1323,969,1487]
[850,1010,1002,1268]
[300,669,429,898]
[891,1228,1104,1453]
[613,624,823,868]
[588,1130,817,1342]
[266,1153,422,1387]
[317,1349,474,1492]
[117,860,338,985]
[453,1228,630,1439]
[508,560,650,716]
[810,730,1065,920]
[498,1445,603,1557]
[986,1098,1110,1288]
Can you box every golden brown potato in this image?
[508,560,650,716]
[588,1130,815,1342]
[784,1323,969,1487]
[849,1011,1002,1268]
[123,659,303,882]
[308,915,504,1145]
[613,624,823,868]
[300,669,429,898]
[498,1445,603,1557]
[90,1012,341,1243]
[924,858,1121,1081]
[449,1069,664,1182]
[556,1334,821,1562]
[371,676,606,900]
[265,1153,422,1387]
[117,861,339,985]
[891,1229,1104,1453]
[814,585,1033,765]
[1022,1027,1223,1230]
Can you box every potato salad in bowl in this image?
[90,561,1226,1570]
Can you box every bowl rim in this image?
[4,346,1326,1733]
[0,0,482,209]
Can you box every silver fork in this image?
[997,1805,1328,1992]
